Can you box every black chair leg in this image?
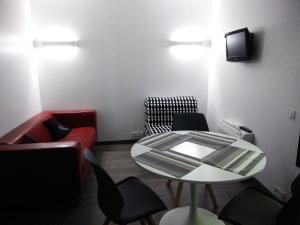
[103,218,110,225]
[145,216,156,225]
[206,184,218,209]
[175,181,184,207]
[140,219,147,225]
[166,180,172,186]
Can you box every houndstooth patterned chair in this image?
[144,96,198,136]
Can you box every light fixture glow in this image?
[0,37,31,54]
[36,27,77,42]
[170,28,210,61]
[170,45,204,61]
[34,27,78,60]
[37,45,78,60]
[33,40,77,47]
[171,28,204,43]
[171,40,211,47]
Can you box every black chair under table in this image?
[167,113,218,209]
[219,135,300,225]
[84,149,167,225]
[219,174,300,225]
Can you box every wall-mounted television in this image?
[225,27,253,62]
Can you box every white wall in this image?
[30,0,212,141]
[0,0,42,136]
[27,0,300,196]
[207,0,300,197]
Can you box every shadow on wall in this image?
[250,28,266,64]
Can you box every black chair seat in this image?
[219,188,283,225]
[118,177,167,223]
[84,149,167,225]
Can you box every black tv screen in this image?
[225,28,252,62]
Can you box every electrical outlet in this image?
[273,185,286,202]
[129,131,144,139]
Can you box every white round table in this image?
[131,131,266,225]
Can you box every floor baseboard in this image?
[96,139,139,145]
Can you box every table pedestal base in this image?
[159,207,224,225]
[160,183,224,225]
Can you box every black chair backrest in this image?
[277,174,300,225]
[84,149,124,221]
[172,113,209,131]
[292,174,300,202]
[277,140,300,225]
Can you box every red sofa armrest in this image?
[0,141,81,152]
[0,141,84,205]
[0,142,82,181]
[47,109,97,131]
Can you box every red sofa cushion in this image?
[59,127,96,150]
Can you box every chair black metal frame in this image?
[84,149,167,225]
[166,113,218,208]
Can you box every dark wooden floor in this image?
[1,144,262,225]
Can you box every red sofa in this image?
[0,109,97,207]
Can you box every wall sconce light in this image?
[32,27,78,60]
[169,28,211,60]
[171,40,211,47]
[32,40,77,48]
[32,39,78,60]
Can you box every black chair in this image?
[219,136,300,225]
[172,113,209,132]
[219,175,300,225]
[167,113,218,208]
[84,149,167,225]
